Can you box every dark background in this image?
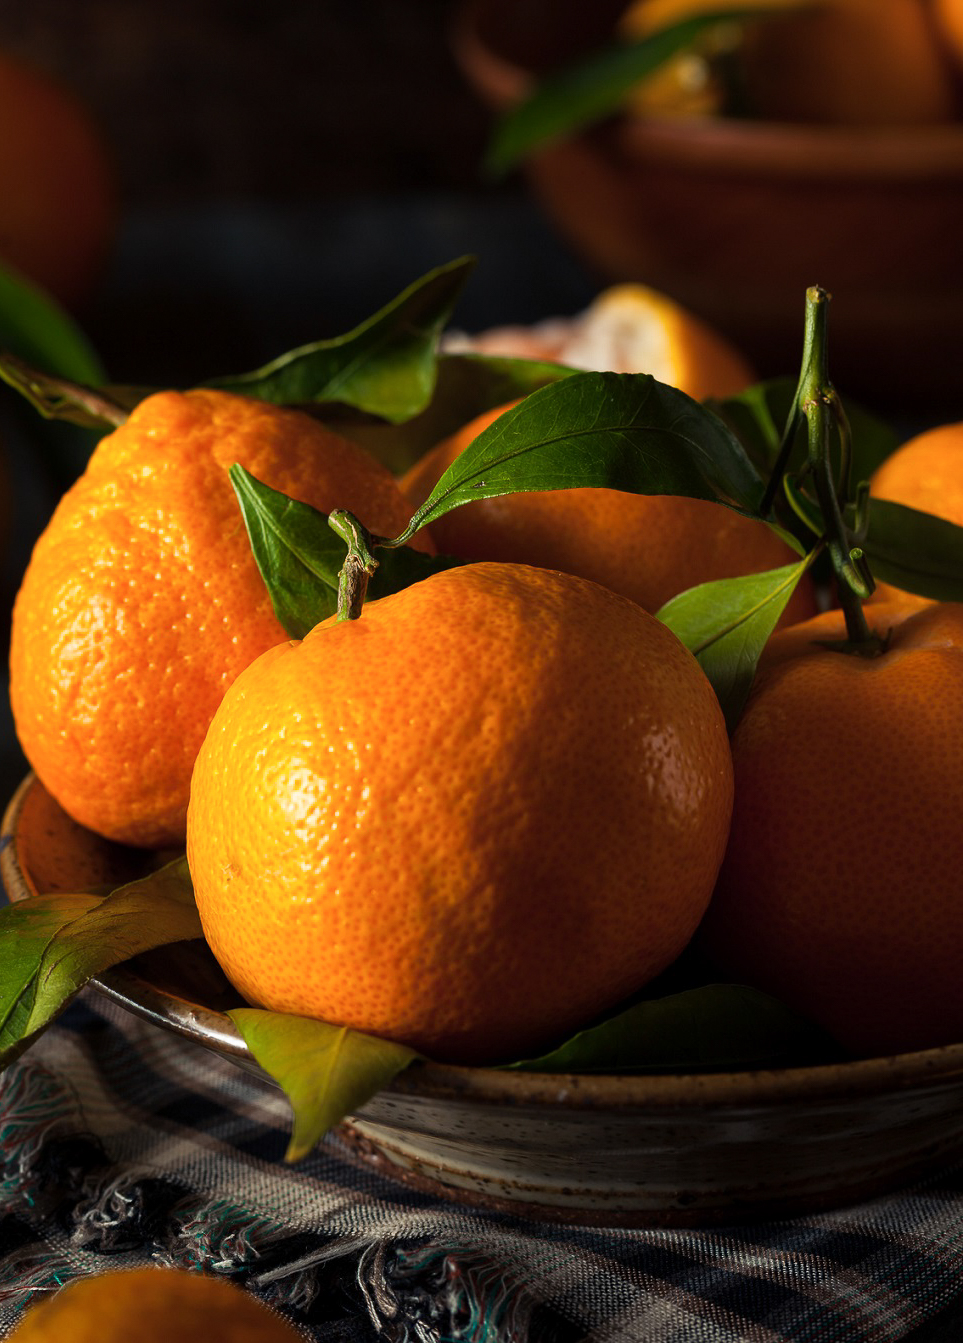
[0,1,604,384]
[0,1,601,798]
[0,0,493,207]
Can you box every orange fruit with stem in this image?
[0,48,116,306]
[9,388,432,849]
[400,402,816,625]
[187,561,734,1066]
[867,421,963,601]
[5,1267,303,1342]
[700,596,963,1057]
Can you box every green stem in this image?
[0,353,129,428]
[798,286,880,653]
[328,509,382,621]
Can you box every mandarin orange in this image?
[700,597,963,1057]
[9,388,431,848]
[868,421,963,601]
[400,402,816,625]
[6,1267,303,1343]
[187,562,734,1065]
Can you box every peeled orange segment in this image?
[443,283,755,403]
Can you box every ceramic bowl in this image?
[451,0,963,414]
[6,771,963,1227]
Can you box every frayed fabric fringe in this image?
[357,1239,578,1343]
[1,1058,572,1342]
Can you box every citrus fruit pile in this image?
[5,268,963,1134]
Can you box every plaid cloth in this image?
[3,994,963,1342]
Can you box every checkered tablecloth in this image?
[3,994,963,1342]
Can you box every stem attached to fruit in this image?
[328,509,383,621]
[772,287,883,655]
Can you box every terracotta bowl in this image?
[452,0,963,414]
[6,771,963,1227]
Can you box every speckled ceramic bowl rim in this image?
[6,770,963,1112]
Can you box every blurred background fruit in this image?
[451,0,963,414]
[0,46,117,309]
[936,0,963,72]
[735,0,959,125]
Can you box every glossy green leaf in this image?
[205,257,475,421]
[0,858,202,1068]
[337,351,576,474]
[230,1009,418,1162]
[485,9,791,175]
[0,260,105,384]
[657,554,812,731]
[512,983,832,1072]
[863,498,963,602]
[394,371,763,544]
[230,466,460,637]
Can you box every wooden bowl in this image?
[7,772,963,1226]
[452,0,963,414]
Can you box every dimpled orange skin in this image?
[9,388,431,849]
[400,404,817,627]
[5,1267,303,1343]
[868,422,963,602]
[187,562,734,1066]
[700,598,963,1058]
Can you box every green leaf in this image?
[337,351,576,475]
[205,257,475,422]
[657,554,812,731]
[0,858,202,1068]
[230,466,460,638]
[394,371,764,544]
[0,259,105,384]
[512,983,833,1073]
[863,498,963,602]
[229,1009,418,1162]
[485,10,784,175]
